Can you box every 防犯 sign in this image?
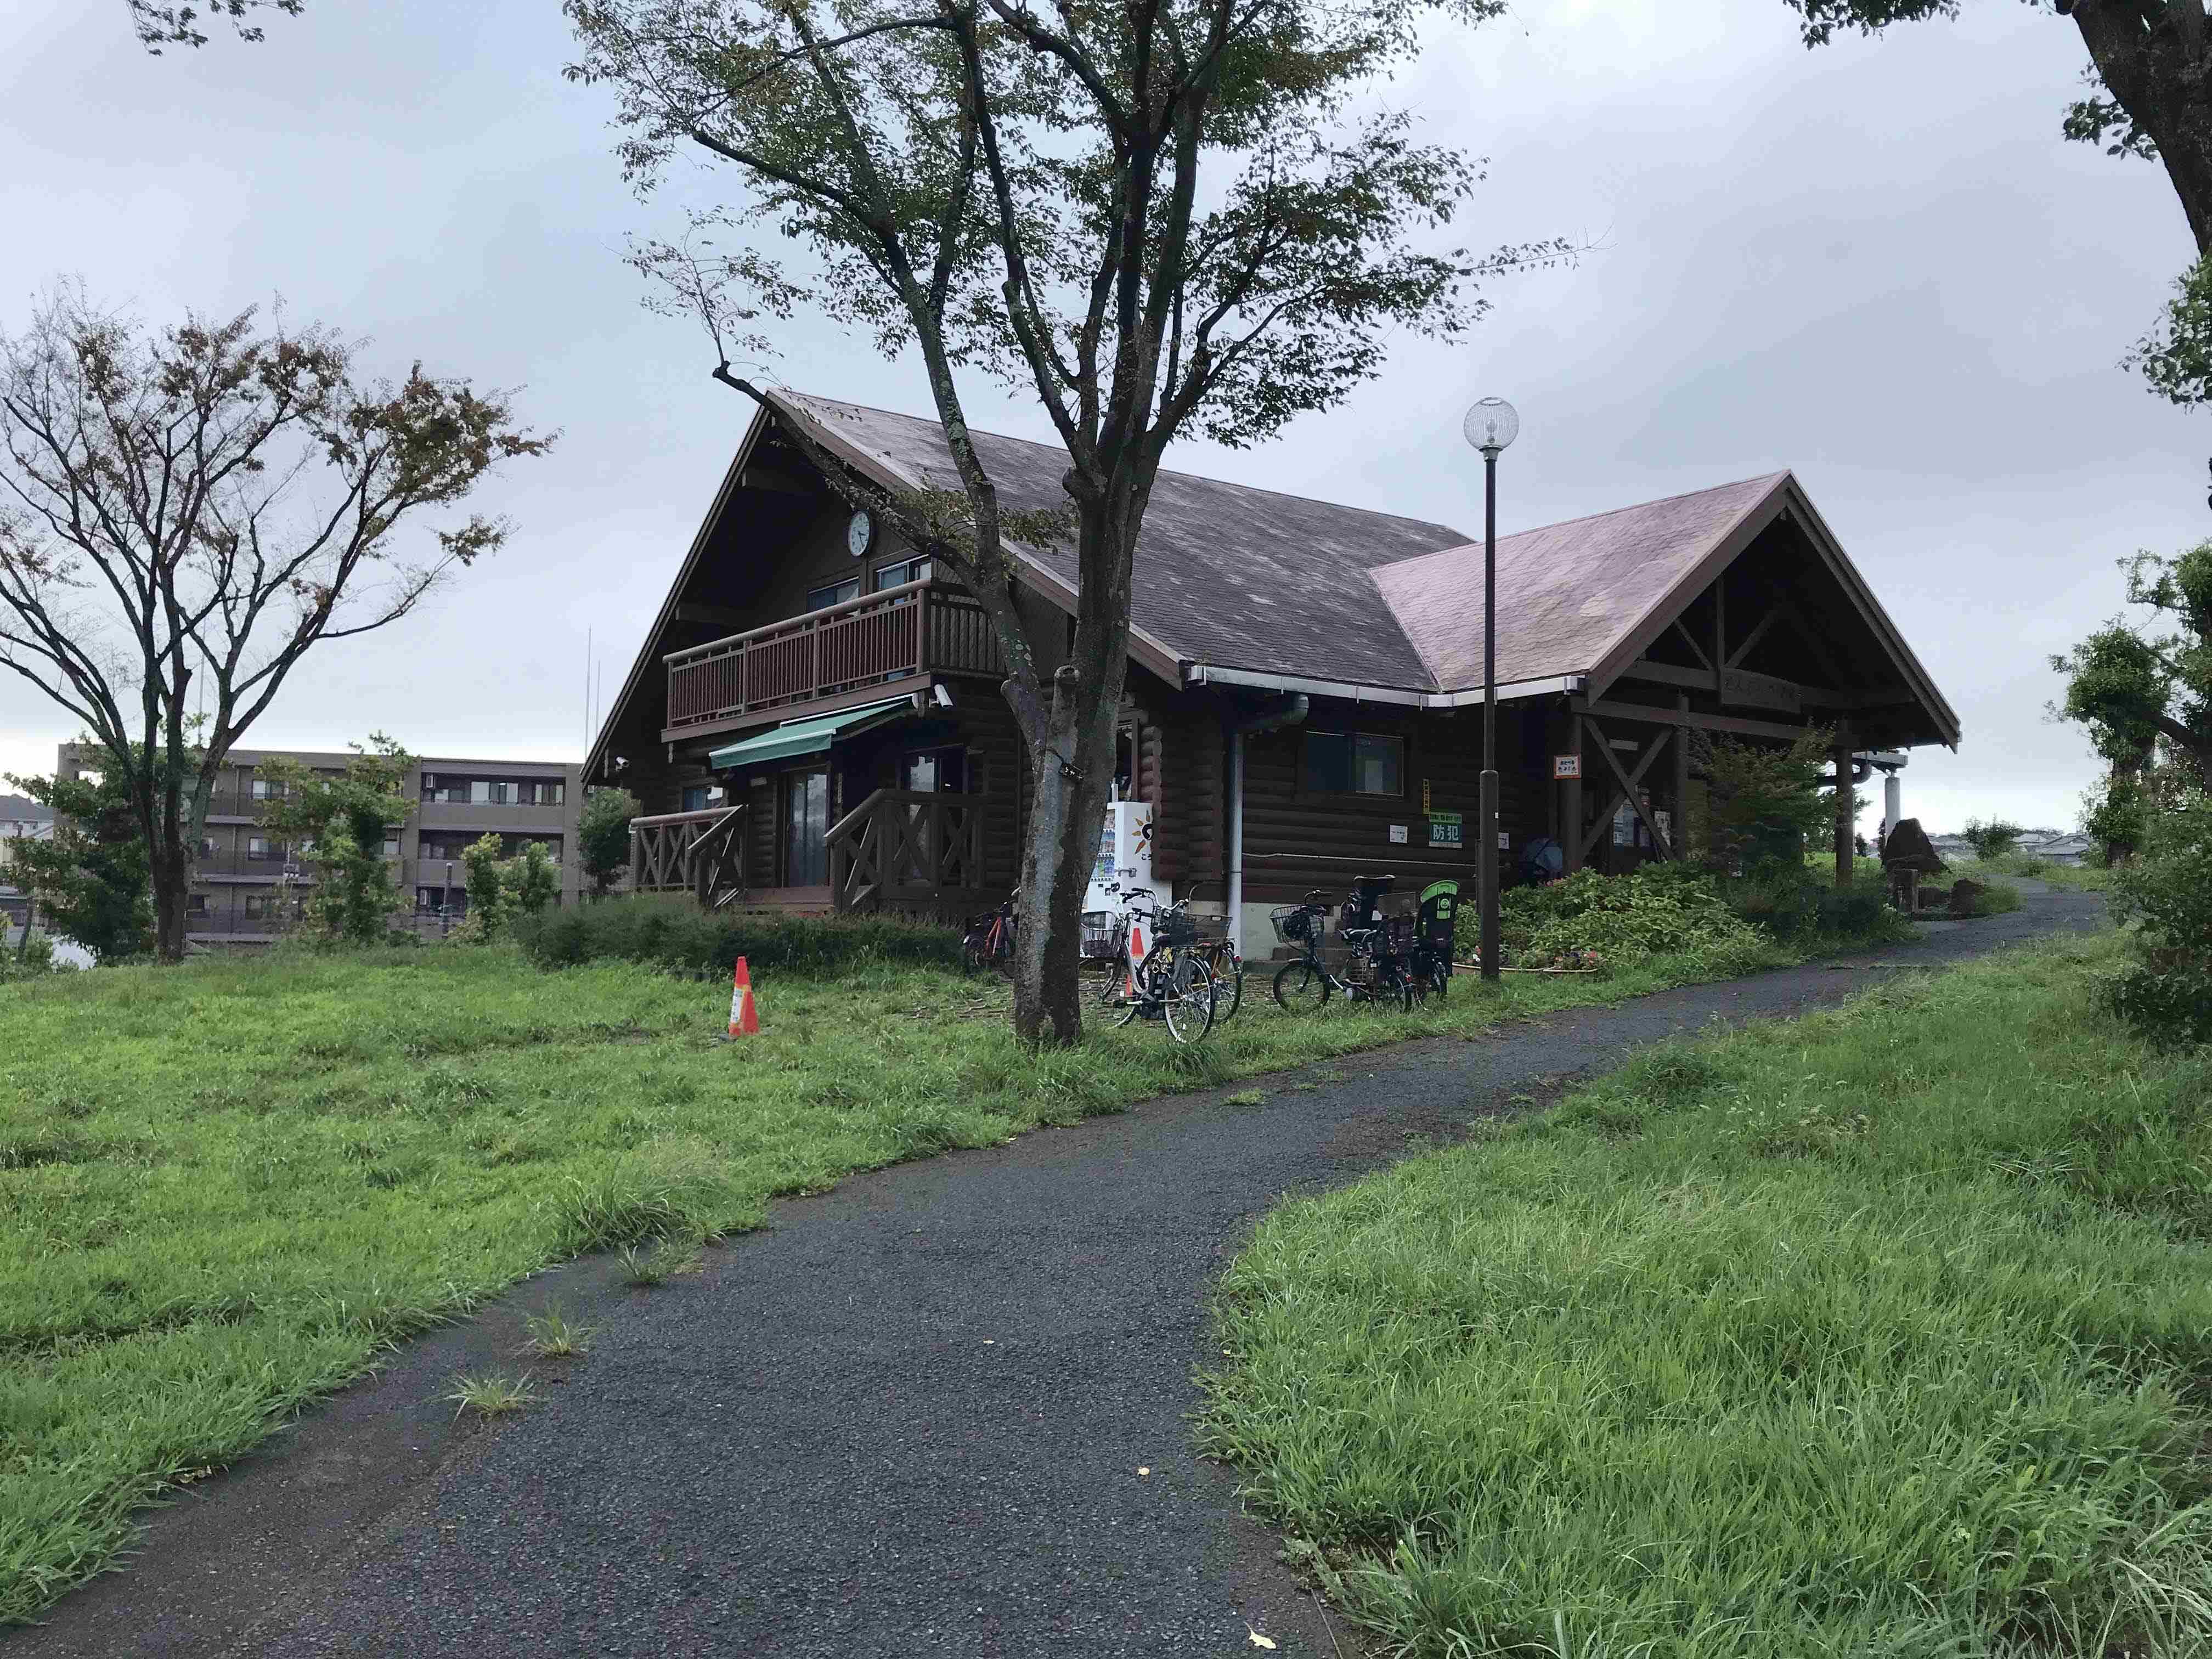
[1552,754,1582,780]
[1428,810,1462,848]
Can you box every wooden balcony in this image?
[664,577,1005,737]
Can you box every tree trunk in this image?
[151,842,191,963]
[2073,3,2212,256]
[1006,505,1135,1047]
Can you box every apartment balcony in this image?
[664,577,1005,741]
[191,853,317,882]
[185,910,296,940]
[203,791,286,821]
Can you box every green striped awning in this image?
[707,694,918,770]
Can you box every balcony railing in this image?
[826,789,989,913]
[201,791,289,819]
[630,806,747,907]
[665,577,1005,732]
[191,852,317,881]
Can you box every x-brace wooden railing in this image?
[629,806,746,900]
[825,788,989,914]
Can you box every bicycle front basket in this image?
[1079,910,1122,960]
[1159,909,1199,948]
[1269,906,1312,945]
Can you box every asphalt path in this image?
[13,888,2110,1659]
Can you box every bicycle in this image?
[1093,883,1217,1043]
[961,888,1018,976]
[1268,888,1417,1014]
[1183,876,1244,1023]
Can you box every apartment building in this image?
[55,744,584,945]
[0,793,55,929]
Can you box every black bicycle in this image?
[1268,888,1416,1014]
[1092,883,1217,1043]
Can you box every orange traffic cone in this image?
[1124,923,1145,1000]
[727,956,760,1037]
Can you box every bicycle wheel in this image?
[1379,963,1414,1013]
[1207,945,1244,1023]
[1093,924,1130,1009]
[1110,946,1163,1028]
[990,920,1016,979]
[1272,958,1330,1013]
[1161,953,1216,1045]
[961,928,990,974]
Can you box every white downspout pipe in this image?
[1227,695,1308,956]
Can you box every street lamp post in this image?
[1462,397,1519,984]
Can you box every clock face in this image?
[846,509,874,558]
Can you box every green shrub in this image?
[1502,867,1765,972]
[0,931,63,983]
[1723,867,1907,943]
[513,893,966,978]
[2106,794,2212,1046]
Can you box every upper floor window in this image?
[806,578,861,612]
[421,775,564,806]
[247,835,279,860]
[248,777,287,800]
[383,836,402,860]
[1301,731,1404,798]
[682,785,725,813]
[874,557,931,591]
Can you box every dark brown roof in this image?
[776,392,1461,689]
[763,393,1951,737]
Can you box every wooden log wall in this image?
[1236,698,1542,904]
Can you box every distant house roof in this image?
[0,794,52,826]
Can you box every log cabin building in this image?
[586,391,1959,951]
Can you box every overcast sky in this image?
[2,0,2202,836]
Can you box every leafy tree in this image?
[252,737,414,945]
[507,840,561,918]
[1688,728,1835,875]
[1,766,154,961]
[461,832,510,940]
[0,285,549,963]
[128,1,304,52]
[578,787,641,898]
[2052,544,2212,778]
[566,0,1565,1044]
[1960,815,2027,860]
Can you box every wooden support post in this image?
[1673,693,1691,864]
[1563,712,1585,873]
[1833,720,1854,890]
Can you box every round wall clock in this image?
[846,508,874,558]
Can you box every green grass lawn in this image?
[0,921,1901,1625]
[1198,932,2212,1658]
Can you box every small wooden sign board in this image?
[1551,754,1582,780]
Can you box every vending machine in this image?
[1085,798,1161,913]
